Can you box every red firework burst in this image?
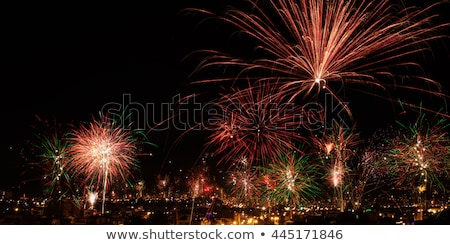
[228,166,263,206]
[204,82,309,167]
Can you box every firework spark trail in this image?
[68,114,139,213]
[204,82,309,168]
[187,0,449,117]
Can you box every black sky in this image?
[1,0,450,188]
[1,1,241,188]
[3,2,193,135]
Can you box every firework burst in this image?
[388,108,450,194]
[345,126,400,206]
[188,0,449,117]
[156,174,171,199]
[228,166,263,206]
[68,113,139,214]
[312,122,361,179]
[37,133,72,196]
[311,121,361,210]
[135,180,145,199]
[27,115,81,208]
[204,82,309,168]
[346,149,389,209]
[185,162,216,199]
[261,148,321,208]
[86,189,98,210]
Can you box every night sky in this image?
[1,0,450,189]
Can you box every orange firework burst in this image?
[68,114,139,213]
[188,0,449,117]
